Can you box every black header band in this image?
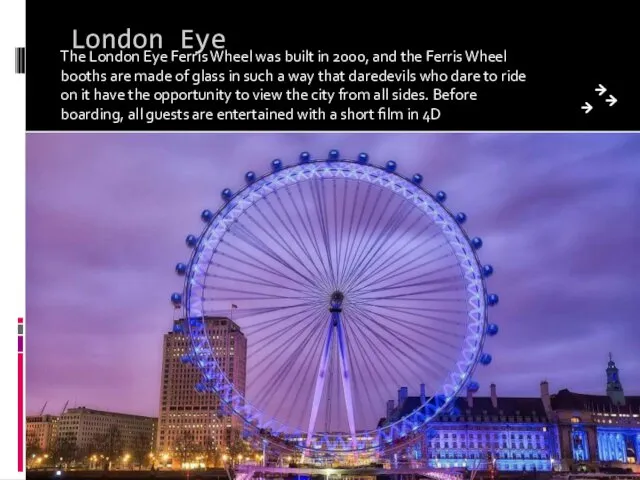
[26,11,638,131]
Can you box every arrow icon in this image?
[581,102,593,114]
[606,95,617,106]
[596,84,607,96]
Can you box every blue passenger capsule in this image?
[201,210,214,223]
[471,237,483,250]
[185,235,198,248]
[271,159,283,171]
[299,152,311,163]
[221,188,233,201]
[455,212,467,224]
[486,324,499,336]
[245,171,257,183]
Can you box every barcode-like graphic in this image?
[15,47,25,74]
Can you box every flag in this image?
[231,304,238,309]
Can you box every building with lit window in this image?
[156,317,247,461]
[380,383,558,472]
[54,407,156,454]
[381,356,639,473]
[26,414,58,452]
[550,355,640,473]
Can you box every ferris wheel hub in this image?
[329,291,344,314]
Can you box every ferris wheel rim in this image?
[178,157,491,452]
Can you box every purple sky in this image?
[26,133,640,418]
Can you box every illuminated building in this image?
[156,317,247,460]
[381,383,558,472]
[551,355,640,473]
[26,414,58,451]
[54,407,156,453]
[382,356,639,472]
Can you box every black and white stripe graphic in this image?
[15,47,25,74]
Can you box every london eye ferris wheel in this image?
[169,150,499,453]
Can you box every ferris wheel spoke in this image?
[285,185,335,290]
[358,273,462,296]
[208,271,314,296]
[353,257,458,296]
[350,229,442,292]
[203,286,315,302]
[357,283,467,302]
[287,327,328,431]
[249,309,325,358]
[338,183,377,286]
[324,344,337,433]
[254,328,322,415]
[214,247,319,293]
[334,313,357,445]
[332,180,345,289]
[220,245,317,292]
[342,314,389,423]
[229,224,320,289]
[374,305,469,317]
[337,181,368,287]
[250,312,326,389]
[347,306,442,381]
[309,178,338,284]
[241,303,325,334]
[339,195,411,290]
[252,313,327,414]
[363,303,466,331]
[246,203,331,292]
[267,192,333,292]
[338,186,386,288]
[347,312,423,394]
[354,304,461,365]
[249,308,324,350]
[300,178,335,284]
[210,303,321,324]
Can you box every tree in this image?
[52,435,77,464]
[227,430,251,464]
[26,439,42,459]
[94,426,122,469]
[202,438,221,468]
[130,432,150,470]
[175,430,198,466]
[26,440,43,468]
